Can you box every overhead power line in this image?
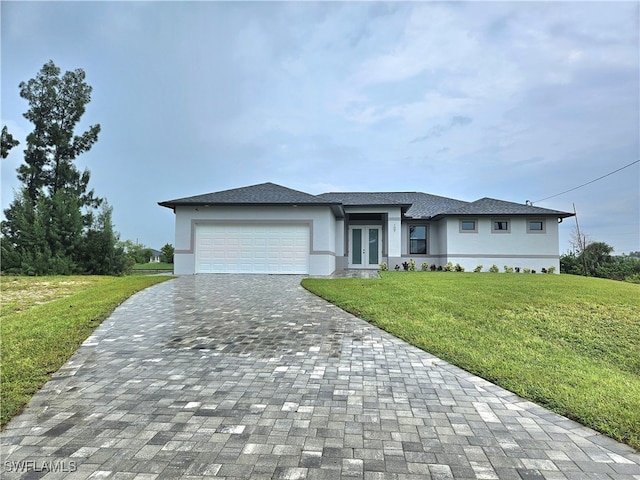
[529,159,640,205]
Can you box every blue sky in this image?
[2,1,638,254]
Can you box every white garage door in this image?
[196,224,310,274]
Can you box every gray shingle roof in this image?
[159,183,573,219]
[317,192,470,218]
[159,182,338,207]
[316,192,412,207]
[438,197,574,218]
[392,193,469,218]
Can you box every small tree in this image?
[120,240,153,264]
[582,241,613,277]
[80,203,131,275]
[160,243,175,264]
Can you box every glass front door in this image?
[349,226,381,269]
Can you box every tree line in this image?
[1,61,171,275]
[560,236,640,283]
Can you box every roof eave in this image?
[429,211,575,219]
[158,201,342,209]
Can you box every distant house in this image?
[149,249,162,263]
[159,182,574,276]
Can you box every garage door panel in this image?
[196,224,309,274]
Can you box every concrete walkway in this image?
[1,275,638,480]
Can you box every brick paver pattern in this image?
[1,275,639,479]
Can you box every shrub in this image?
[474,265,483,273]
[489,264,499,273]
[625,273,640,284]
[443,262,454,272]
[408,259,416,272]
[523,268,531,274]
[437,266,443,271]
[515,267,521,273]
[547,266,556,274]
[421,262,429,271]
[430,264,437,271]
[455,263,465,272]
[504,265,514,273]
[379,262,388,271]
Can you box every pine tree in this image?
[1,60,126,275]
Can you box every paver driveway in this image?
[1,275,639,480]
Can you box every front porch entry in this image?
[348,225,382,269]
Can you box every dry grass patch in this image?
[1,276,111,315]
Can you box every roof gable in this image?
[441,197,573,217]
[159,182,337,207]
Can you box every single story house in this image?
[149,249,162,263]
[158,182,574,276]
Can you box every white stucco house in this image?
[159,182,574,276]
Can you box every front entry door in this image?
[349,226,382,269]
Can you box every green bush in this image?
[625,273,640,284]
[489,264,499,273]
[443,262,454,272]
[379,262,388,271]
[474,265,483,273]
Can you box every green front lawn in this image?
[132,262,174,270]
[302,272,640,450]
[1,275,173,427]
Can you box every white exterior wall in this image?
[426,220,446,257]
[173,205,337,275]
[398,220,446,269]
[444,216,561,272]
[334,219,347,270]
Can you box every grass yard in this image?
[132,262,174,271]
[0,275,172,427]
[302,272,640,450]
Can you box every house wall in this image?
[397,220,447,269]
[173,205,337,275]
[397,216,560,272]
[444,216,561,272]
[335,219,347,270]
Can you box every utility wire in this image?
[530,159,640,204]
